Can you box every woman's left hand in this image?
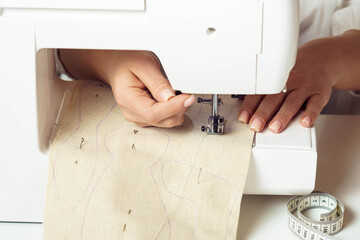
[238,36,340,133]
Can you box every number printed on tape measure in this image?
[310,231,318,240]
[331,223,337,234]
[292,219,297,230]
[302,227,310,239]
[311,195,320,207]
[297,224,303,235]
[318,235,327,240]
[329,198,336,208]
[312,223,320,230]
[321,224,329,233]
[320,196,329,207]
[339,218,343,229]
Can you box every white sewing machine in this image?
[0,0,316,224]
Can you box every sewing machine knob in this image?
[231,95,245,101]
[197,97,211,104]
[219,116,224,124]
[201,126,206,132]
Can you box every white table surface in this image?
[1,114,359,240]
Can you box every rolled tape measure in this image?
[287,192,345,240]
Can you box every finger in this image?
[114,72,195,125]
[238,95,265,124]
[300,94,327,127]
[133,122,150,127]
[125,110,185,128]
[248,93,287,132]
[141,94,194,124]
[123,102,186,128]
[133,114,185,128]
[131,53,176,102]
[268,89,311,133]
[121,108,144,125]
[123,88,194,125]
[155,112,185,128]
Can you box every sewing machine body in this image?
[0,0,316,223]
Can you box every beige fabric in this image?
[44,80,254,240]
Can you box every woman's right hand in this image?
[60,49,195,128]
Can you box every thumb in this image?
[134,59,176,102]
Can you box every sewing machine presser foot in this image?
[198,94,225,135]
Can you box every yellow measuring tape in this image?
[287,192,345,240]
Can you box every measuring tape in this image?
[287,192,345,240]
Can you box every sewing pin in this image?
[198,167,203,184]
[80,138,85,149]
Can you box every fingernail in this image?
[160,89,175,102]
[184,95,195,108]
[302,116,312,127]
[269,120,282,133]
[239,111,250,124]
[250,118,263,132]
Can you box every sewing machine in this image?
[0,0,316,224]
